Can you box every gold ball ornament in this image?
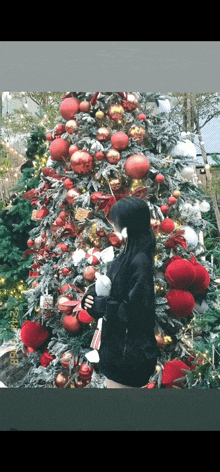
[65,119,78,134]
[128,125,146,143]
[95,110,105,119]
[96,127,110,141]
[106,148,121,164]
[109,176,122,192]
[108,103,125,122]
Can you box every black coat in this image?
[81,237,158,387]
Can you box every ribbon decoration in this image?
[164,230,188,253]
[91,186,149,218]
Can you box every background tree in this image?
[0,126,48,344]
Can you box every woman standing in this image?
[81,197,158,388]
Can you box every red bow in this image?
[164,230,188,252]
[58,284,85,313]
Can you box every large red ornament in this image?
[111,131,129,150]
[78,362,93,381]
[106,149,121,164]
[78,309,93,324]
[160,218,175,234]
[165,258,196,289]
[165,289,195,318]
[50,138,70,161]
[124,154,150,179]
[57,296,73,315]
[60,97,80,120]
[20,320,49,349]
[189,256,210,294]
[162,359,190,388]
[62,315,81,333]
[70,150,93,174]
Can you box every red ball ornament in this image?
[189,257,210,294]
[122,93,138,111]
[111,131,129,150]
[50,138,70,161]
[142,382,156,389]
[55,372,69,388]
[160,205,169,214]
[46,132,54,141]
[162,360,190,388]
[61,352,77,368]
[160,218,175,234]
[138,113,146,121]
[83,266,96,281]
[70,150,94,174]
[60,97,80,121]
[79,100,90,113]
[23,346,36,356]
[95,151,105,161]
[69,144,79,156]
[20,320,49,349]
[63,178,74,190]
[66,187,81,204]
[55,217,64,227]
[165,258,196,289]
[59,211,67,220]
[78,309,93,324]
[55,123,65,135]
[106,149,121,164]
[57,295,73,315]
[78,362,93,381]
[124,154,150,179]
[155,173,165,183]
[62,314,81,333]
[168,196,177,206]
[165,289,195,318]
[96,127,111,141]
[27,239,35,247]
[65,119,78,134]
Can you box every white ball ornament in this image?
[180,202,193,217]
[180,166,195,181]
[200,200,210,213]
[181,225,199,249]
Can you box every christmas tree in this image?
[13,92,218,389]
[0,126,47,344]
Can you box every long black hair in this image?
[108,197,156,266]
